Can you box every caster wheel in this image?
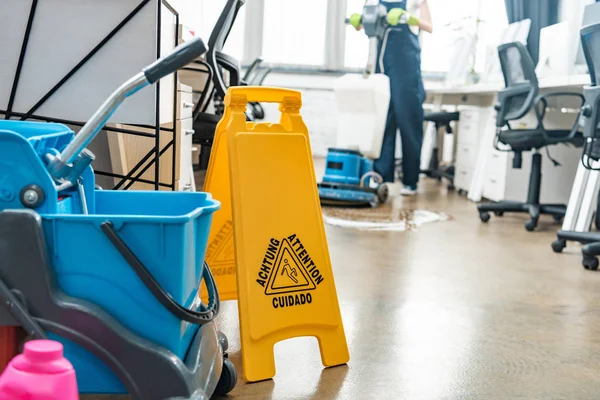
[447,184,455,191]
[552,215,563,224]
[457,189,464,196]
[218,331,229,353]
[214,358,237,396]
[479,212,490,223]
[551,239,566,253]
[583,257,599,271]
[377,184,389,204]
[494,212,504,217]
[525,219,537,232]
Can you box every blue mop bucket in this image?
[41,190,219,393]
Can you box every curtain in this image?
[504,0,560,64]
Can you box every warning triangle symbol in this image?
[265,239,316,295]
[209,224,235,267]
[214,239,235,263]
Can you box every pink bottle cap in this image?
[23,340,64,363]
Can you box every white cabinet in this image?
[481,144,582,204]
[454,106,492,192]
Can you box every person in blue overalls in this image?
[357,0,433,196]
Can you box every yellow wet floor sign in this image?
[203,104,238,301]
[219,86,349,382]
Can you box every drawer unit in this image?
[454,165,473,192]
[455,143,479,169]
[483,173,508,203]
[177,117,194,184]
[177,90,195,121]
[457,107,482,146]
[482,148,509,202]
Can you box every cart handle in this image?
[100,221,220,325]
[47,38,207,182]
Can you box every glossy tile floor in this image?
[86,177,600,400]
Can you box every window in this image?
[345,0,370,69]
[262,0,328,66]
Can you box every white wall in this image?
[558,0,595,73]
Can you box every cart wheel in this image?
[551,239,566,253]
[525,218,537,232]
[494,212,504,217]
[218,331,229,353]
[552,215,563,224]
[457,189,464,196]
[583,256,599,271]
[479,212,490,223]
[447,183,455,191]
[377,184,389,204]
[19,184,45,209]
[214,358,237,396]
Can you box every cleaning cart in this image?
[318,1,406,207]
[0,37,236,400]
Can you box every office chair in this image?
[242,57,272,120]
[422,111,460,189]
[193,0,245,170]
[552,22,600,270]
[477,41,584,231]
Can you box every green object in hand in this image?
[349,13,362,29]
[387,8,420,27]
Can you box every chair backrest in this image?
[582,22,600,86]
[580,22,600,163]
[207,0,245,98]
[495,42,539,126]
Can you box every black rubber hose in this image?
[100,221,219,324]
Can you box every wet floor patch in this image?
[322,204,449,231]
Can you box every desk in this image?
[423,74,590,204]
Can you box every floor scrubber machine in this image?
[318,0,407,207]
[0,37,235,400]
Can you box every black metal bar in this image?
[130,123,175,132]
[0,110,159,138]
[113,146,159,190]
[95,171,171,188]
[123,140,174,190]
[6,0,38,120]
[154,0,162,190]
[172,13,179,191]
[161,0,178,16]
[20,0,151,120]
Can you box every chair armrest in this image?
[242,57,263,82]
[215,51,241,86]
[534,92,585,140]
[496,83,536,127]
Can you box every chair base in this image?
[421,148,455,190]
[477,201,566,231]
[476,152,565,231]
[551,231,600,271]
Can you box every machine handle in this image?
[49,38,207,180]
[143,38,207,84]
[100,221,219,325]
[226,86,301,106]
